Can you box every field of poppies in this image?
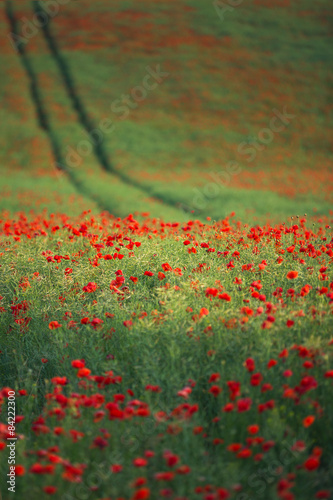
[1,0,332,499]
[0,211,332,499]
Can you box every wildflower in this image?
[267,359,277,369]
[227,443,242,452]
[200,307,209,317]
[91,318,104,328]
[237,448,252,458]
[286,271,298,280]
[247,424,260,435]
[92,436,108,449]
[133,489,150,500]
[154,472,175,481]
[209,385,222,397]
[303,416,315,428]
[77,368,91,378]
[71,359,85,369]
[49,321,62,329]
[30,464,55,475]
[223,403,234,412]
[237,398,252,412]
[303,456,320,471]
[82,282,97,293]
[250,373,263,386]
[176,465,191,474]
[51,377,68,386]
[111,464,123,473]
[219,293,231,301]
[315,491,331,499]
[209,373,220,383]
[245,358,255,372]
[14,465,25,476]
[43,486,57,495]
[133,457,148,467]
[206,287,218,297]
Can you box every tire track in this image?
[5,0,108,211]
[32,0,115,176]
[32,0,186,214]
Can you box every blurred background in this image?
[1,0,332,221]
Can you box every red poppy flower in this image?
[164,452,179,467]
[133,458,148,467]
[91,318,104,328]
[267,359,277,369]
[303,415,315,428]
[315,491,331,499]
[247,424,260,435]
[209,385,222,397]
[54,427,65,436]
[82,282,97,293]
[200,307,209,317]
[206,287,218,297]
[92,436,108,449]
[262,440,275,452]
[286,271,298,279]
[71,359,85,369]
[176,465,191,474]
[237,448,252,458]
[43,486,57,495]
[209,373,220,383]
[219,293,231,301]
[237,398,252,412]
[49,321,62,330]
[154,472,174,481]
[250,373,263,386]
[133,488,150,500]
[51,377,68,386]
[304,456,320,471]
[227,443,242,452]
[216,488,230,499]
[30,464,55,475]
[77,368,91,378]
[14,465,25,476]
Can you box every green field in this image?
[0,1,332,499]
